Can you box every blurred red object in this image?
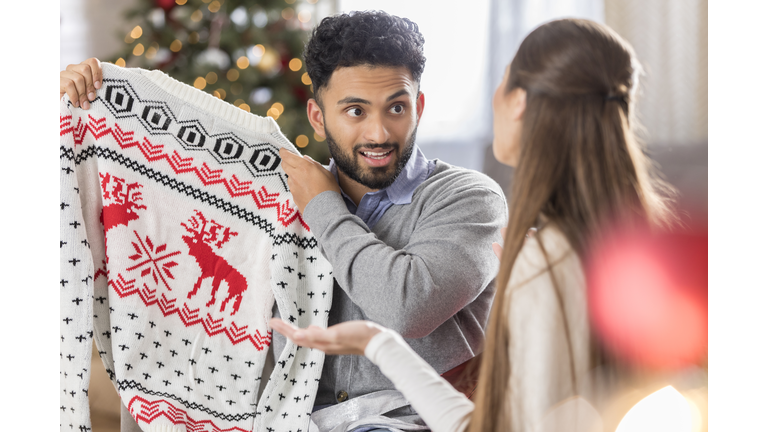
[155,0,176,12]
[586,225,707,370]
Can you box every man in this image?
[60,11,506,431]
[274,11,506,431]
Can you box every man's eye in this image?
[347,107,364,117]
[389,104,405,114]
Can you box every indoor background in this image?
[59,1,707,430]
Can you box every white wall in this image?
[60,0,139,70]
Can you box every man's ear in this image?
[307,98,326,138]
[415,92,425,123]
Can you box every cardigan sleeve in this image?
[302,182,506,338]
[365,329,474,432]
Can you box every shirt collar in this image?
[328,145,431,206]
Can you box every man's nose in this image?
[362,115,391,144]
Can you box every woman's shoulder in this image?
[507,224,576,290]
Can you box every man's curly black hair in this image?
[303,10,426,102]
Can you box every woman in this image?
[270,18,675,432]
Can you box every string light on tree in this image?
[296,135,309,148]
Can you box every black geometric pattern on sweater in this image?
[60,145,318,249]
[116,380,256,421]
[89,79,285,187]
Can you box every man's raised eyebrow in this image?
[386,89,410,102]
[337,97,370,106]
[336,90,411,106]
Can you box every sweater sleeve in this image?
[365,329,474,432]
[302,184,506,338]
[60,100,95,431]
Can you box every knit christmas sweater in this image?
[60,63,334,432]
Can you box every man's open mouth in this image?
[360,149,394,160]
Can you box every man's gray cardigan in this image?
[273,159,507,415]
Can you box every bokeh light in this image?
[236,56,250,69]
[226,68,240,82]
[205,71,218,84]
[258,48,280,74]
[193,77,206,90]
[587,226,707,370]
[115,58,126,67]
[301,72,312,86]
[298,10,312,23]
[616,386,700,432]
[130,25,143,39]
[145,44,158,60]
[289,58,302,71]
[250,87,273,105]
[170,39,182,52]
[313,132,325,142]
[133,43,145,56]
[296,135,309,148]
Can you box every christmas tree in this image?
[110,0,329,162]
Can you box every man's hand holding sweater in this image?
[280,147,340,213]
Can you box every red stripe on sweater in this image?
[128,396,251,432]
[60,115,310,231]
[109,272,271,349]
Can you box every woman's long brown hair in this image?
[466,19,675,432]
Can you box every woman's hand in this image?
[60,57,103,110]
[269,318,384,356]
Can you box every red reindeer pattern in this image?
[181,211,248,316]
[99,173,147,263]
[100,173,147,233]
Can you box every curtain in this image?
[604,0,708,146]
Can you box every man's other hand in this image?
[269,318,383,356]
[279,148,340,214]
[60,58,103,110]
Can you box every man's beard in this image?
[326,125,417,190]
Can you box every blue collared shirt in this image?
[328,146,436,229]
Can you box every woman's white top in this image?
[364,226,592,432]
